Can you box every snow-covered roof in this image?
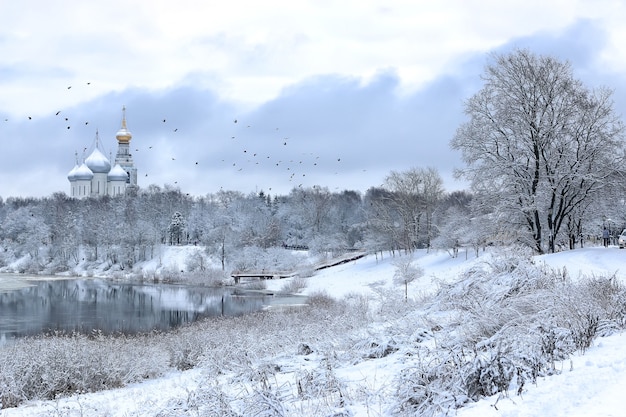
[108,163,128,181]
[67,164,79,181]
[84,147,111,174]
[73,163,94,181]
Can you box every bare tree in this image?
[452,49,625,253]
[383,167,444,251]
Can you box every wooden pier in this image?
[231,251,366,284]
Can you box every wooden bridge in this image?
[231,251,367,284]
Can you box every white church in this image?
[67,107,138,198]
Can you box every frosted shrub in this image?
[279,276,308,294]
[185,251,208,273]
[584,275,626,328]
[296,359,347,406]
[166,331,205,371]
[537,326,576,370]
[0,332,169,408]
[306,290,336,308]
[179,268,228,286]
[393,349,467,416]
[242,385,290,417]
[463,350,516,400]
[390,249,626,415]
[157,266,182,282]
[174,381,240,417]
[294,264,316,278]
[140,268,158,282]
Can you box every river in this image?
[0,274,305,341]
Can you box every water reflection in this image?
[0,278,270,340]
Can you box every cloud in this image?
[1,15,625,199]
[0,69,471,198]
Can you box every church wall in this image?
[108,180,126,196]
[74,179,91,198]
[91,173,108,197]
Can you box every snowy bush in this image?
[355,337,400,359]
[294,264,317,278]
[0,332,168,408]
[463,350,516,400]
[184,250,210,273]
[306,290,337,308]
[388,249,626,416]
[165,330,206,371]
[295,358,347,405]
[157,381,240,417]
[392,347,468,416]
[156,266,183,282]
[279,276,308,294]
[165,268,229,287]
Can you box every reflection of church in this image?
[67,107,138,198]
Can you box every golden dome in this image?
[116,106,132,144]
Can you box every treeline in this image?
[0,168,475,274]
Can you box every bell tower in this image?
[114,106,138,189]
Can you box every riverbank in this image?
[2,246,626,416]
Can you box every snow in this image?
[457,332,626,417]
[2,245,626,416]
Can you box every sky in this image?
[2,245,626,415]
[1,1,626,198]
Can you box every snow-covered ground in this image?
[1,245,626,416]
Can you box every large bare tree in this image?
[452,49,625,253]
[367,167,444,252]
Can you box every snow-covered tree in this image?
[452,49,625,253]
[168,211,186,245]
[393,255,423,301]
[370,167,444,252]
[0,206,50,263]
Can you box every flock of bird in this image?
[2,81,347,195]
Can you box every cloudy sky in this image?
[1,1,626,199]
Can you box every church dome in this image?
[85,147,111,173]
[116,106,132,144]
[73,163,94,181]
[67,164,79,182]
[108,164,128,181]
[116,127,132,144]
